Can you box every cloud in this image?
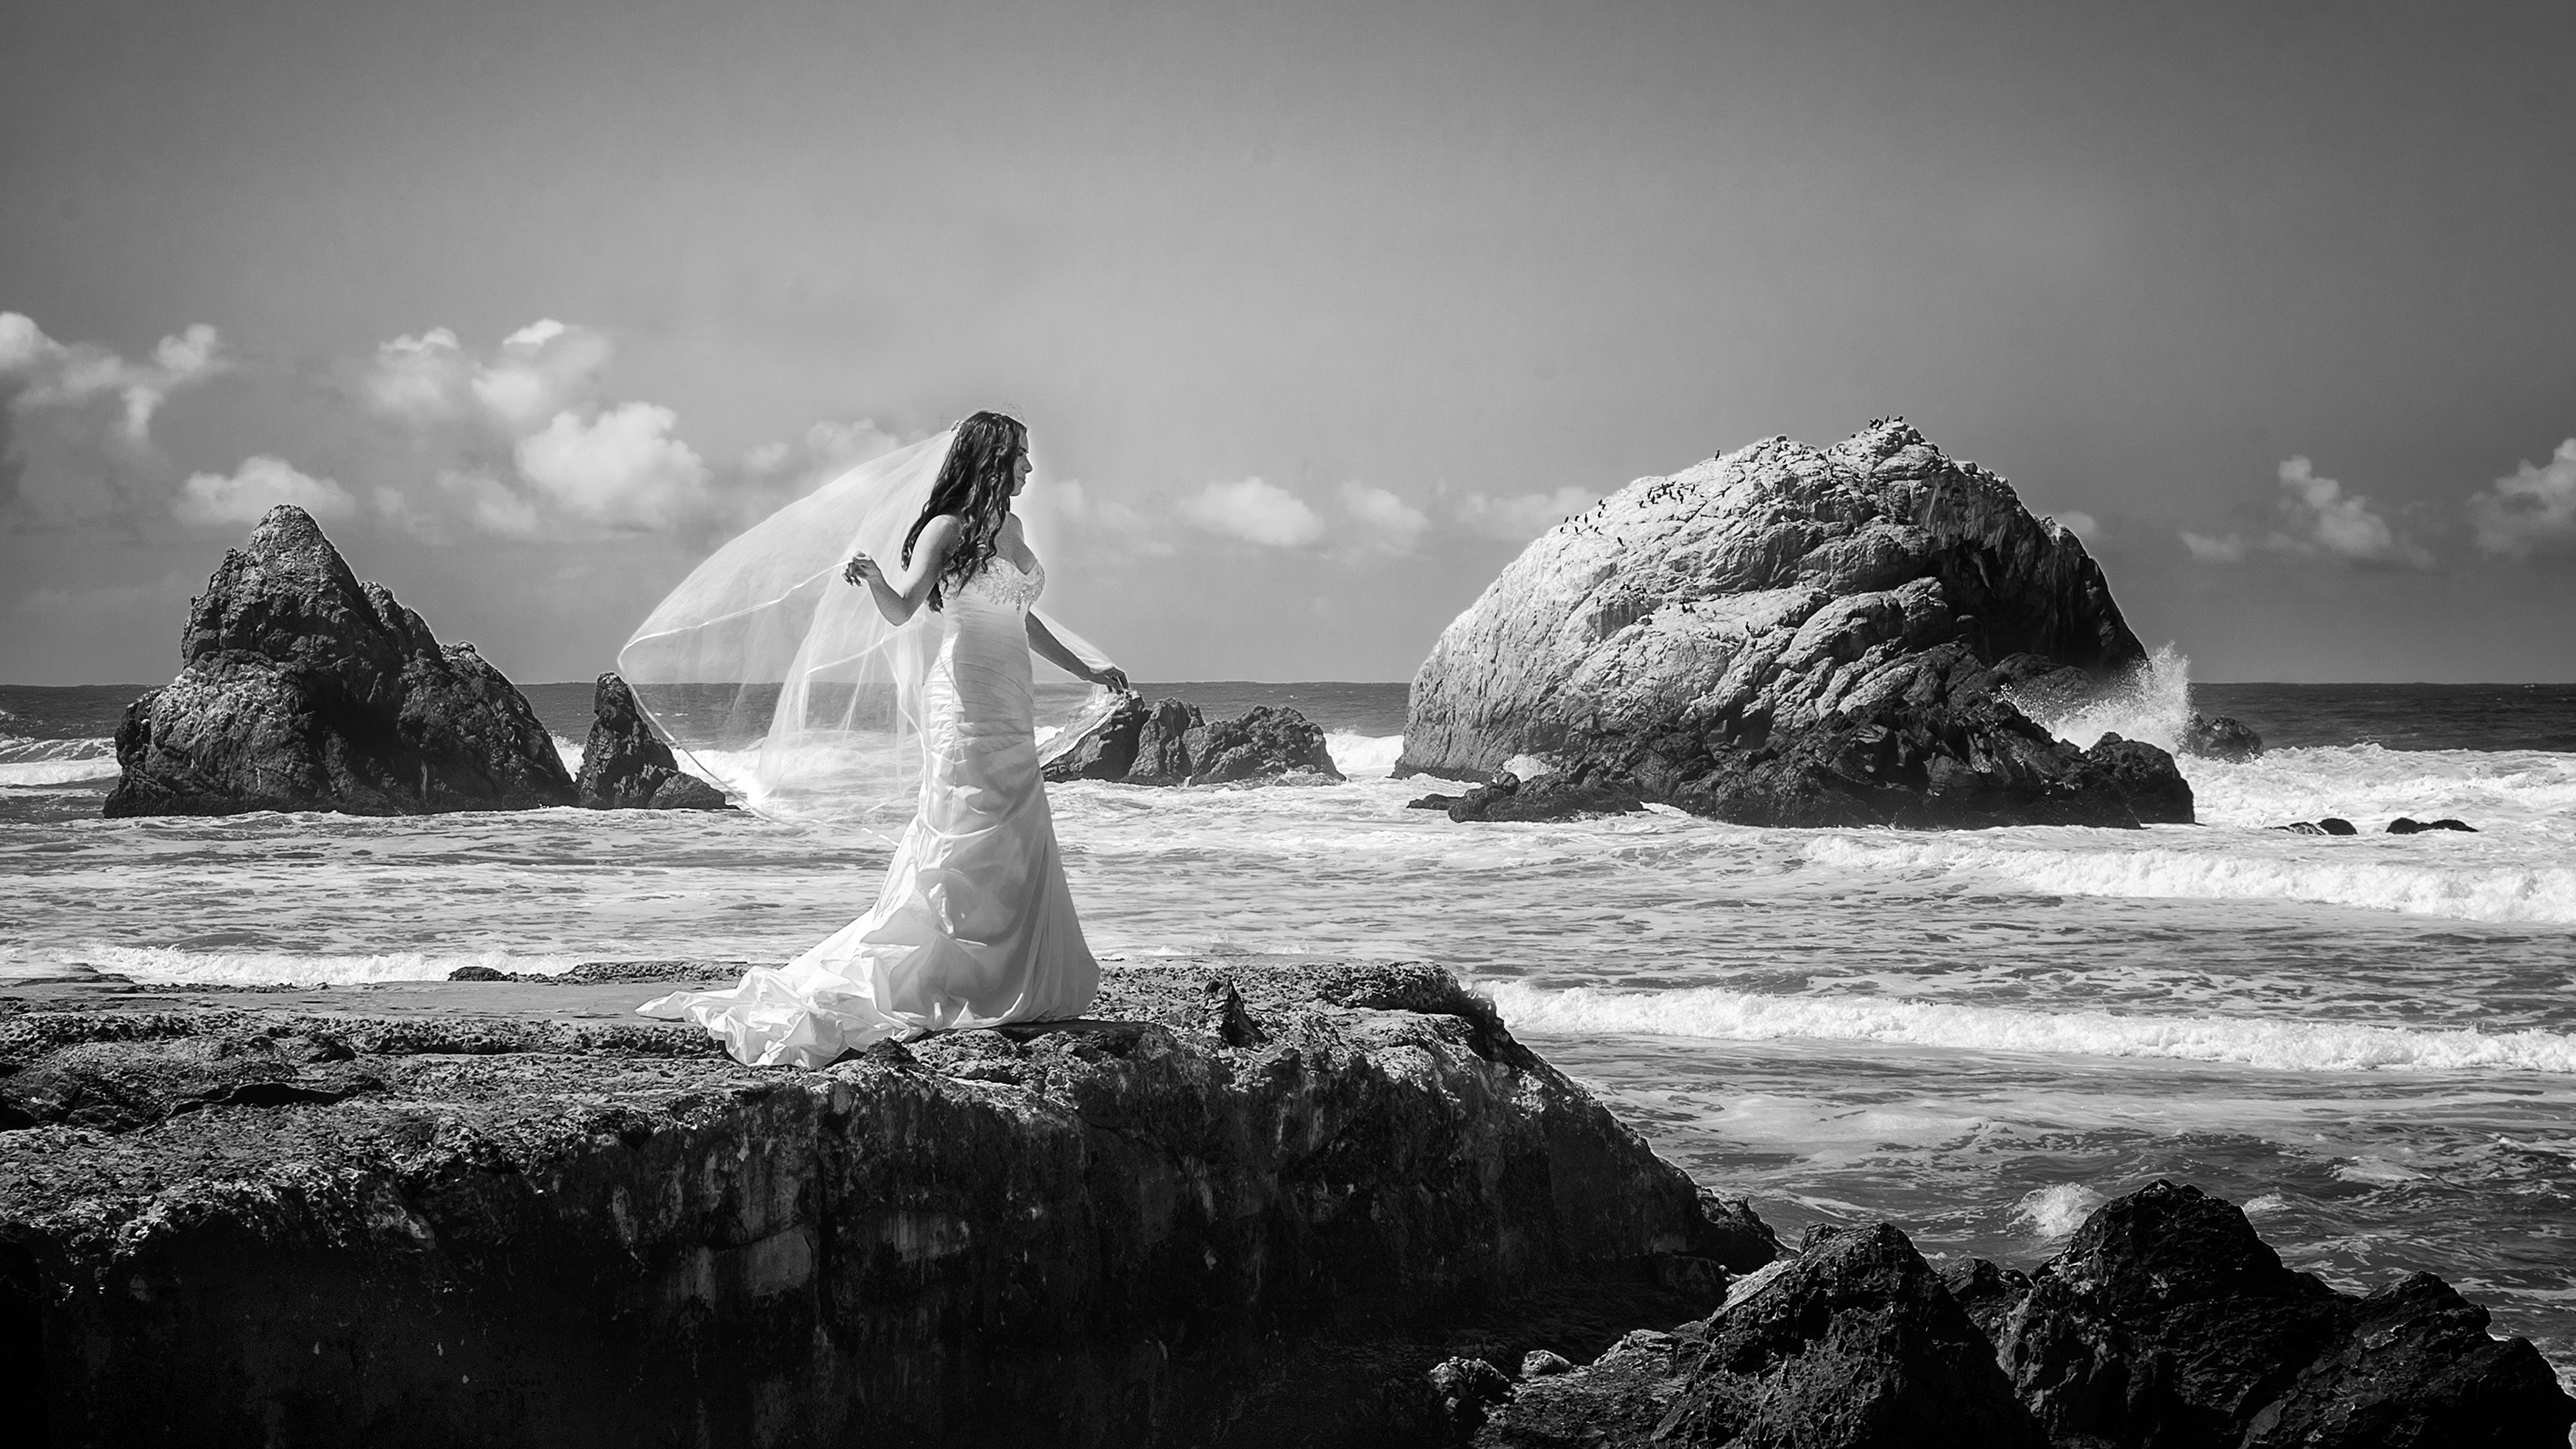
[173,455,355,527]
[2052,510,2099,538]
[1337,480,1429,556]
[2182,457,2431,568]
[436,469,541,538]
[512,402,712,531]
[2266,456,2430,567]
[1453,486,1599,542]
[1183,476,1324,548]
[2467,438,2576,561]
[1,311,226,444]
[740,418,907,489]
[2179,530,2246,563]
[362,319,612,431]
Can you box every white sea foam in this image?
[1328,731,1405,779]
[9,944,581,987]
[1480,979,2576,1074]
[2013,644,2194,753]
[553,734,584,774]
[2011,1183,2106,1239]
[1802,829,2576,926]
[0,734,118,786]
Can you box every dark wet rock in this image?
[1556,665,2193,829]
[1399,420,2187,828]
[1,957,1772,1448]
[2276,817,2360,835]
[1478,1222,2048,1448]
[574,672,731,809]
[1432,1356,1518,1439]
[2182,711,2265,761]
[102,506,576,818]
[2387,817,2477,835]
[1520,1349,1574,1378]
[1435,770,1647,823]
[1997,1180,2573,1449]
[1041,692,1342,786]
[1940,1256,2033,1345]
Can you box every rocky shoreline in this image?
[3,960,2563,1446]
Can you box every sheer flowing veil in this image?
[616,429,1115,833]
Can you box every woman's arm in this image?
[843,515,961,626]
[1026,612,1129,691]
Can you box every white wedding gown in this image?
[640,553,1100,1066]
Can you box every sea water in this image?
[3,674,2572,1388]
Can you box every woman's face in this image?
[1010,450,1030,497]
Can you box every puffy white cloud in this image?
[1,312,226,443]
[2181,458,2430,567]
[172,456,355,527]
[2179,530,2247,563]
[741,418,906,486]
[1453,486,1599,542]
[2266,456,2430,567]
[437,469,541,538]
[1017,475,1175,559]
[1183,477,1324,548]
[360,319,612,433]
[512,402,711,531]
[2467,438,2576,560]
[471,319,612,430]
[1338,481,1429,556]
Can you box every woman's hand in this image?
[1089,664,1130,692]
[843,553,885,589]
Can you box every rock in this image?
[1520,1350,1574,1378]
[2276,817,2360,835]
[1567,665,2193,829]
[1401,420,2189,829]
[573,672,732,809]
[0,958,1773,1448]
[1940,1256,2033,1345]
[102,506,576,818]
[1996,1180,2574,1448]
[1041,692,1342,786]
[2387,817,2477,834]
[2181,711,2264,761]
[1478,1222,2048,1448]
[1438,770,1646,823]
[1430,1356,1518,1437]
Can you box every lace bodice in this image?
[957,554,1044,612]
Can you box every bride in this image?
[634,411,1128,1067]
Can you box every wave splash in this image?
[0,734,118,787]
[1481,979,2576,1074]
[2009,643,2193,754]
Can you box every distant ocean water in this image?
[4,671,2572,1391]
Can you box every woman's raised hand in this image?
[1091,665,1130,692]
[843,553,884,589]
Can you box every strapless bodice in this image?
[955,555,1044,613]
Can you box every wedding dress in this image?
[621,431,1108,1068]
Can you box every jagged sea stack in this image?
[1400,420,2193,829]
[576,673,732,809]
[103,506,577,817]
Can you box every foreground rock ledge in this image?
[0,960,1771,1448]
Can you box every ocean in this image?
[4,670,2572,1391]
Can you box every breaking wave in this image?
[1481,979,2576,1074]
[0,734,118,787]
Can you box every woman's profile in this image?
[637,411,1128,1066]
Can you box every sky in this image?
[4,0,2572,686]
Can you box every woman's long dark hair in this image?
[901,410,1027,610]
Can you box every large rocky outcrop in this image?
[575,672,731,809]
[1450,1181,2572,1448]
[1401,421,2193,828]
[0,959,1771,1448]
[1041,692,1342,786]
[102,507,576,817]
[1993,1180,2572,1448]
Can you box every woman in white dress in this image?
[639,412,1128,1067]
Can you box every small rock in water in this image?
[2181,711,2264,761]
[2387,816,2477,834]
[1443,771,1646,823]
[577,672,732,810]
[2275,817,2359,835]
